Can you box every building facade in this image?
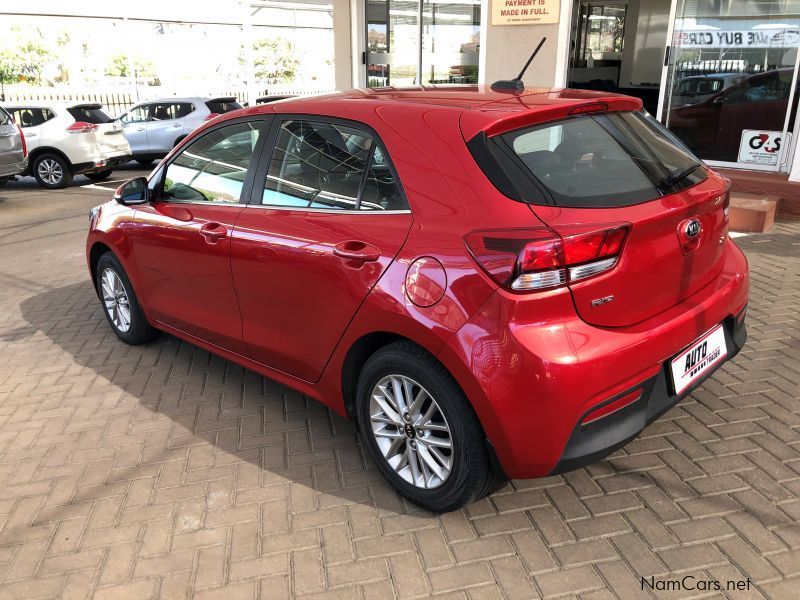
[332,0,800,180]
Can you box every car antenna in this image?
[490,37,547,93]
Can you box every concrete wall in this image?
[481,22,563,89]
[619,0,671,86]
[333,0,354,89]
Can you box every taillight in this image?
[16,124,27,158]
[66,121,98,134]
[204,113,221,122]
[465,224,631,292]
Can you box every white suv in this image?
[1,102,131,188]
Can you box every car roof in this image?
[1,101,107,111]
[230,85,642,140]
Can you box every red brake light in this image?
[16,124,27,158]
[66,121,98,134]
[204,113,221,122]
[465,224,631,292]
[568,102,609,116]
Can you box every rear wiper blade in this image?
[660,162,703,190]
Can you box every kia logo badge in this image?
[685,219,701,238]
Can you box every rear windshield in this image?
[497,111,707,207]
[68,105,114,124]
[0,107,10,125]
[205,99,243,114]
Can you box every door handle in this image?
[171,123,182,128]
[199,222,228,242]
[333,240,380,262]
[136,127,146,132]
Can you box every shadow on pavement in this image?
[20,281,427,515]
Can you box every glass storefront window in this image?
[663,0,800,168]
[366,0,481,87]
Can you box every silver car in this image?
[117,96,243,165]
[0,106,28,187]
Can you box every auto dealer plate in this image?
[670,325,728,395]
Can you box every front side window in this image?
[122,106,151,124]
[499,110,706,207]
[263,119,406,211]
[162,120,263,203]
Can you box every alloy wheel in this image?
[101,268,132,333]
[37,158,63,186]
[369,374,453,489]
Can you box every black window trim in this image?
[246,113,411,214]
[149,115,273,206]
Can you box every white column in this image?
[333,0,354,90]
[242,1,258,106]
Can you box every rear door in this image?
[494,110,728,328]
[0,108,24,171]
[231,117,412,382]
[147,103,189,153]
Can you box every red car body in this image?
[87,86,748,479]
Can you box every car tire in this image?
[95,252,158,345]
[0,177,8,187]
[356,341,495,512]
[84,169,113,181]
[135,159,154,167]
[33,153,73,189]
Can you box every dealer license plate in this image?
[670,325,728,394]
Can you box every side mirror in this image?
[113,177,149,205]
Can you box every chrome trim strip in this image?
[243,204,412,215]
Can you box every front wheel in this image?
[95,252,158,345]
[84,169,113,181]
[356,341,496,512]
[33,153,73,189]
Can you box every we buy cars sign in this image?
[674,20,800,48]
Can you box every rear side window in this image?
[152,103,194,120]
[9,108,55,127]
[205,98,243,114]
[68,105,114,124]
[488,111,706,207]
[262,119,407,211]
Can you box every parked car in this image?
[0,106,28,186]
[1,102,131,189]
[668,68,798,161]
[671,73,747,107]
[87,86,748,511]
[117,97,243,165]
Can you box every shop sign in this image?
[675,27,800,49]
[492,0,559,25]
[738,130,792,166]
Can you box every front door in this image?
[132,119,267,354]
[231,117,412,382]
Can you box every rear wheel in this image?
[0,177,9,187]
[135,159,154,167]
[356,341,495,512]
[33,153,73,189]
[95,252,158,345]
[84,169,113,182]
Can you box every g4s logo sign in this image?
[738,129,791,166]
[748,133,781,153]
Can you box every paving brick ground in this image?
[0,178,799,599]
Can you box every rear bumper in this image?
[73,154,131,174]
[0,157,28,178]
[444,238,749,479]
[550,310,746,474]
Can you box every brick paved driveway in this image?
[0,179,799,599]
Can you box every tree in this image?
[0,41,51,86]
[105,53,156,79]
[250,38,299,83]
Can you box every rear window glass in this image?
[0,107,10,125]
[205,99,243,114]
[499,111,707,207]
[68,106,114,124]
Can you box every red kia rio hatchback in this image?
[86,86,748,511]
